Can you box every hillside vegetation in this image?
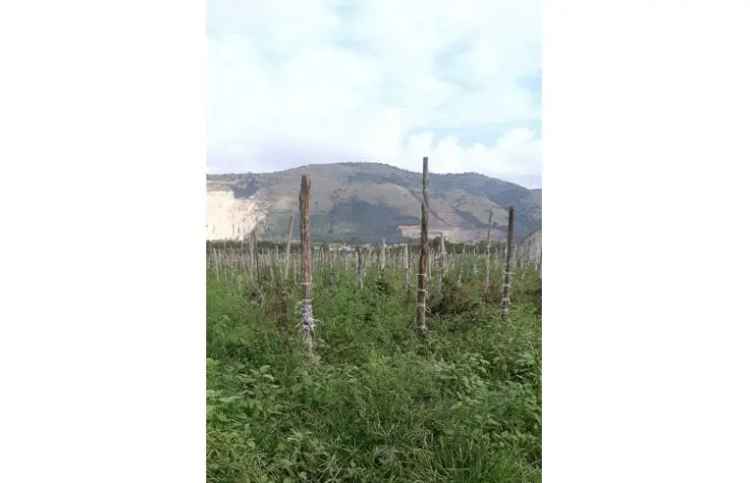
[207,163,541,243]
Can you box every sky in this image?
[208,0,541,188]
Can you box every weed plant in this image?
[207,262,541,483]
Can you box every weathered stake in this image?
[356,246,364,289]
[379,238,386,273]
[284,213,295,280]
[500,206,515,320]
[299,175,316,355]
[484,210,493,294]
[250,228,259,281]
[438,233,447,292]
[416,156,429,335]
[403,243,410,288]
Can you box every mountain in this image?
[207,162,541,243]
[529,189,541,207]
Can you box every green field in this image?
[207,250,541,482]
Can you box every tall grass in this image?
[207,257,541,483]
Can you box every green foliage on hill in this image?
[208,162,541,243]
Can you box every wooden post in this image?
[269,248,276,282]
[500,206,515,320]
[484,210,493,294]
[403,243,410,288]
[284,214,295,281]
[378,238,385,273]
[428,240,433,282]
[437,233,447,293]
[416,156,429,335]
[363,247,369,283]
[250,228,259,281]
[457,243,465,287]
[299,175,315,354]
[331,246,338,287]
[356,246,364,289]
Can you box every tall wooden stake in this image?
[500,206,515,320]
[356,246,364,289]
[299,175,315,355]
[379,238,386,273]
[363,247,369,283]
[438,233,447,293]
[457,243,465,287]
[403,243,410,288]
[484,210,494,294]
[250,228,259,281]
[416,156,429,335]
[284,213,295,281]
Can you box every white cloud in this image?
[403,128,542,186]
[208,0,541,187]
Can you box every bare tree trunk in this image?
[500,206,515,320]
[299,175,315,356]
[416,157,429,335]
[484,210,494,294]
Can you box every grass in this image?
[207,258,541,482]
